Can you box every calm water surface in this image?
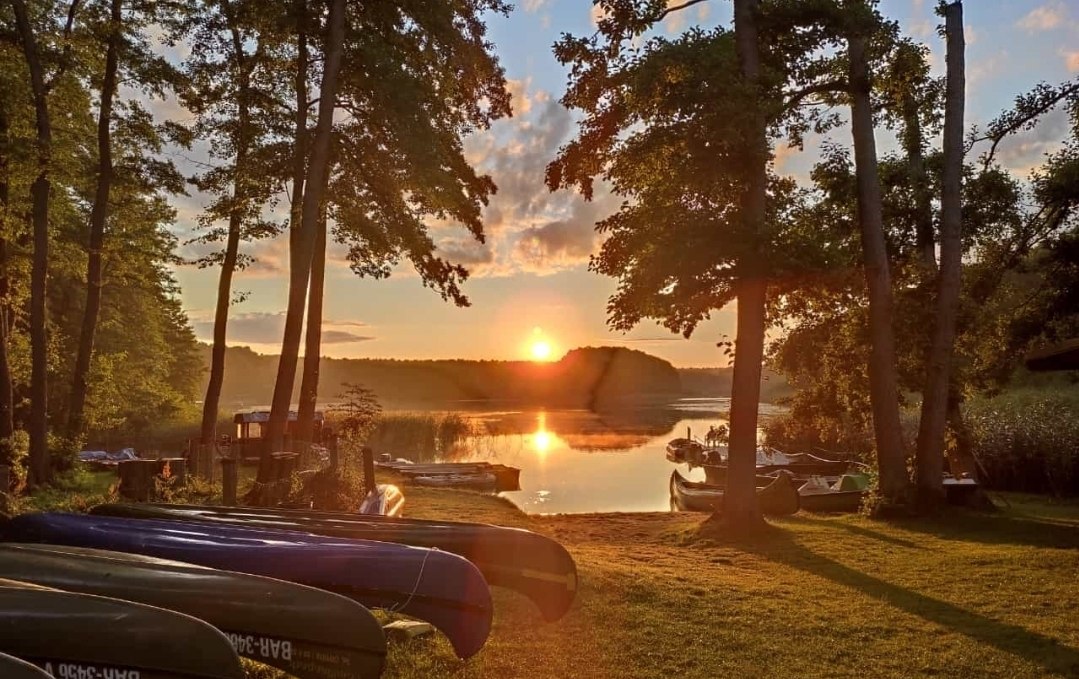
[436,399,782,514]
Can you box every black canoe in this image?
[0,578,243,679]
[669,470,800,515]
[0,543,386,679]
[0,652,50,679]
[92,502,577,622]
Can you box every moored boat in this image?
[0,543,387,679]
[409,471,498,491]
[0,577,243,678]
[1,512,493,659]
[91,502,578,622]
[669,470,800,515]
[665,438,704,463]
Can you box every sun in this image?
[530,340,553,361]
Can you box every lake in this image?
[431,399,783,514]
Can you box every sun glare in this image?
[530,340,552,361]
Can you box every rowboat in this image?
[409,472,498,490]
[91,502,578,622]
[0,543,386,679]
[703,451,852,483]
[380,461,522,491]
[665,438,704,463]
[797,489,867,513]
[1,512,492,659]
[669,470,800,515]
[0,577,243,678]
[0,652,50,679]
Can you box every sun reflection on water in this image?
[531,411,553,456]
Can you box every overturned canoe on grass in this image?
[0,543,386,679]
[1,512,492,659]
[0,652,51,679]
[91,502,578,622]
[797,489,867,513]
[669,470,800,515]
[0,577,243,679]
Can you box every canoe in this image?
[703,457,851,484]
[91,502,578,622]
[0,652,51,679]
[0,577,242,678]
[358,484,404,517]
[797,489,867,513]
[0,512,492,659]
[0,543,386,679]
[669,470,800,515]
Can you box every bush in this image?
[966,391,1079,497]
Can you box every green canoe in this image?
[0,543,386,679]
[0,577,242,678]
[0,652,51,679]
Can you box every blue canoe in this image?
[1,512,493,659]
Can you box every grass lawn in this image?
[21,469,1079,678]
[388,485,1079,678]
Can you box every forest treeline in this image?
[203,345,691,409]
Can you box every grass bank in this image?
[389,482,1079,678]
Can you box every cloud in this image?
[190,311,373,345]
[1017,2,1067,32]
[506,78,533,116]
[992,105,1071,176]
[590,3,609,26]
[1066,50,1079,73]
[448,84,620,278]
[521,0,546,12]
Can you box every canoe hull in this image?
[92,502,577,622]
[0,543,386,679]
[1,513,492,659]
[0,579,243,679]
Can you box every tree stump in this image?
[119,460,158,501]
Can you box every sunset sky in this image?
[172,0,1079,367]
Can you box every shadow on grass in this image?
[693,521,1079,676]
[887,510,1079,550]
[783,514,923,550]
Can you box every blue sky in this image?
[174,0,1079,367]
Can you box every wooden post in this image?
[362,446,376,496]
[118,459,157,501]
[221,458,237,506]
[328,429,338,472]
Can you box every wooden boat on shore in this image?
[703,450,852,483]
[379,460,521,491]
[0,577,243,678]
[91,502,579,622]
[665,438,704,463]
[669,470,799,515]
[409,471,498,491]
[0,543,387,678]
[1,512,493,659]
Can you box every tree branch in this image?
[45,0,83,93]
[973,81,1079,173]
[781,79,847,114]
[654,0,711,22]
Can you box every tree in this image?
[844,3,910,503]
[549,0,845,525]
[263,0,513,472]
[187,0,282,445]
[915,0,964,507]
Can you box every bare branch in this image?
[972,81,1079,173]
[45,0,83,93]
[654,0,711,22]
[780,79,847,115]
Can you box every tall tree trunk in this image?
[848,31,909,503]
[295,217,325,445]
[199,16,255,445]
[723,0,766,527]
[12,0,53,487]
[67,0,121,438]
[0,101,15,456]
[916,1,965,508]
[261,0,346,478]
